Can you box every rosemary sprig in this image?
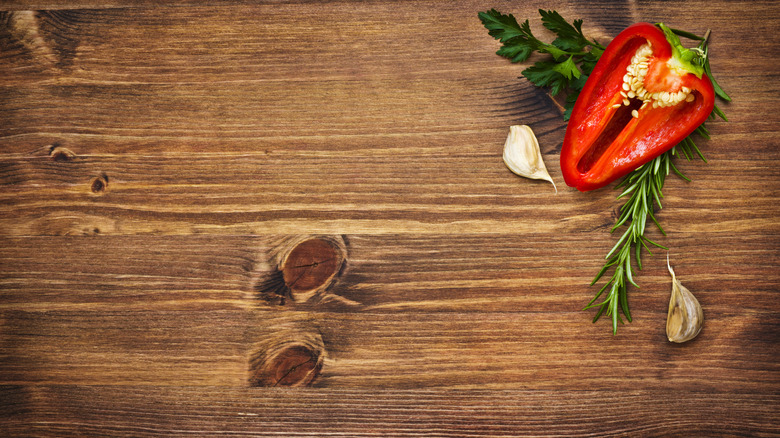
[586,29,729,334]
[585,147,685,334]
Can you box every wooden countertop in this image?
[2,1,778,436]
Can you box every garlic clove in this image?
[502,125,557,193]
[666,254,704,343]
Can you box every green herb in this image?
[585,137,700,334]
[478,9,604,119]
[479,10,730,333]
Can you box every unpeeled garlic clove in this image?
[502,125,557,193]
[666,255,704,343]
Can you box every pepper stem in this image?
[657,23,706,78]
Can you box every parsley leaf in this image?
[479,9,527,43]
[479,9,579,62]
[496,42,533,63]
[479,9,605,120]
[580,49,603,75]
[552,55,581,80]
[540,9,590,52]
[522,61,569,96]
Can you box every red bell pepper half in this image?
[561,22,715,191]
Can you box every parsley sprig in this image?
[480,10,730,334]
[478,9,605,119]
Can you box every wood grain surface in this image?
[2,0,779,436]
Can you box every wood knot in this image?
[248,333,325,387]
[4,11,81,71]
[49,144,75,162]
[90,173,108,195]
[282,238,343,302]
[253,235,358,307]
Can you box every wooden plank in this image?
[1,234,778,314]
[4,309,775,388]
[0,2,774,156]
[0,307,778,390]
[1,151,779,236]
[1,235,777,389]
[2,386,779,437]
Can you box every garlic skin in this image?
[666,255,704,343]
[502,125,557,193]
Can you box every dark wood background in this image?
[2,0,778,436]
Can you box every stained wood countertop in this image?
[1,1,779,436]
